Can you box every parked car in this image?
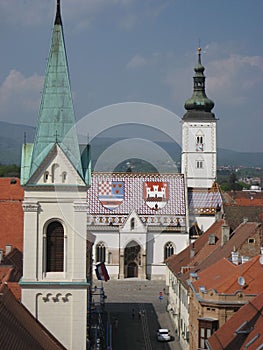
[156,328,171,342]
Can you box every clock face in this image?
[196,143,203,151]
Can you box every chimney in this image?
[231,251,239,265]
[221,224,230,246]
[5,244,12,255]
[208,234,216,245]
[190,242,195,258]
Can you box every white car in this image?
[156,328,171,342]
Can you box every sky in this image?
[0,0,262,153]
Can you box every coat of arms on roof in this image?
[143,181,168,210]
[98,181,124,211]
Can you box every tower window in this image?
[46,221,64,272]
[96,242,106,263]
[196,160,203,169]
[164,242,175,260]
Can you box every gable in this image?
[121,210,147,232]
[27,144,86,187]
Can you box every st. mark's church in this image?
[19,1,222,349]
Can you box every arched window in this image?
[46,221,64,272]
[130,217,135,230]
[44,171,49,183]
[164,242,175,260]
[96,242,106,263]
[62,171,67,183]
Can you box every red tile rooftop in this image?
[192,255,263,295]
[207,292,263,350]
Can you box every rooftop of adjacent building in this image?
[0,178,24,253]
[206,292,263,350]
[191,254,263,295]
[166,220,262,288]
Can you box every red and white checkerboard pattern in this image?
[98,181,112,196]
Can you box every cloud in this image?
[207,54,263,106]
[0,70,43,124]
[0,0,168,31]
[126,55,147,69]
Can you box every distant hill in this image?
[0,121,262,169]
[0,121,35,165]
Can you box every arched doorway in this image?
[127,262,138,278]
[124,241,141,278]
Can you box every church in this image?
[19,1,222,348]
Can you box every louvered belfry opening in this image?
[46,221,64,272]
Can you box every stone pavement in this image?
[92,279,183,350]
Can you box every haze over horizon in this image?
[0,0,262,153]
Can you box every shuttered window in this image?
[46,221,64,272]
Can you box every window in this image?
[164,242,175,260]
[46,221,64,272]
[62,171,67,183]
[196,160,203,169]
[130,218,135,230]
[96,242,106,263]
[198,319,219,349]
[44,171,49,183]
[196,131,204,151]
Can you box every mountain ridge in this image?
[0,121,262,168]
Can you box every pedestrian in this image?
[138,311,141,320]
[132,309,135,320]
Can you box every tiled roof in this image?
[223,191,263,207]
[166,219,224,284]
[0,284,66,350]
[188,186,222,215]
[192,255,263,294]
[0,178,24,252]
[166,221,262,288]
[87,172,186,226]
[222,191,263,230]
[2,248,23,276]
[0,178,24,200]
[207,292,263,350]
[0,248,23,301]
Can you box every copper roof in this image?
[207,292,263,349]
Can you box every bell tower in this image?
[181,48,217,189]
[20,1,91,349]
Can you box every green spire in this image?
[183,48,215,118]
[29,0,83,178]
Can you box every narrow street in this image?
[92,279,183,350]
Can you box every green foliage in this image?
[0,164,20,178]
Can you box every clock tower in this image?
[181,48,217,189]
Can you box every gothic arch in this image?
[164,241,175,260]
[124,240,142,278]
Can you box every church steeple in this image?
[55,0,62,25]
[27,0,85,181]
[183,47,215,120]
